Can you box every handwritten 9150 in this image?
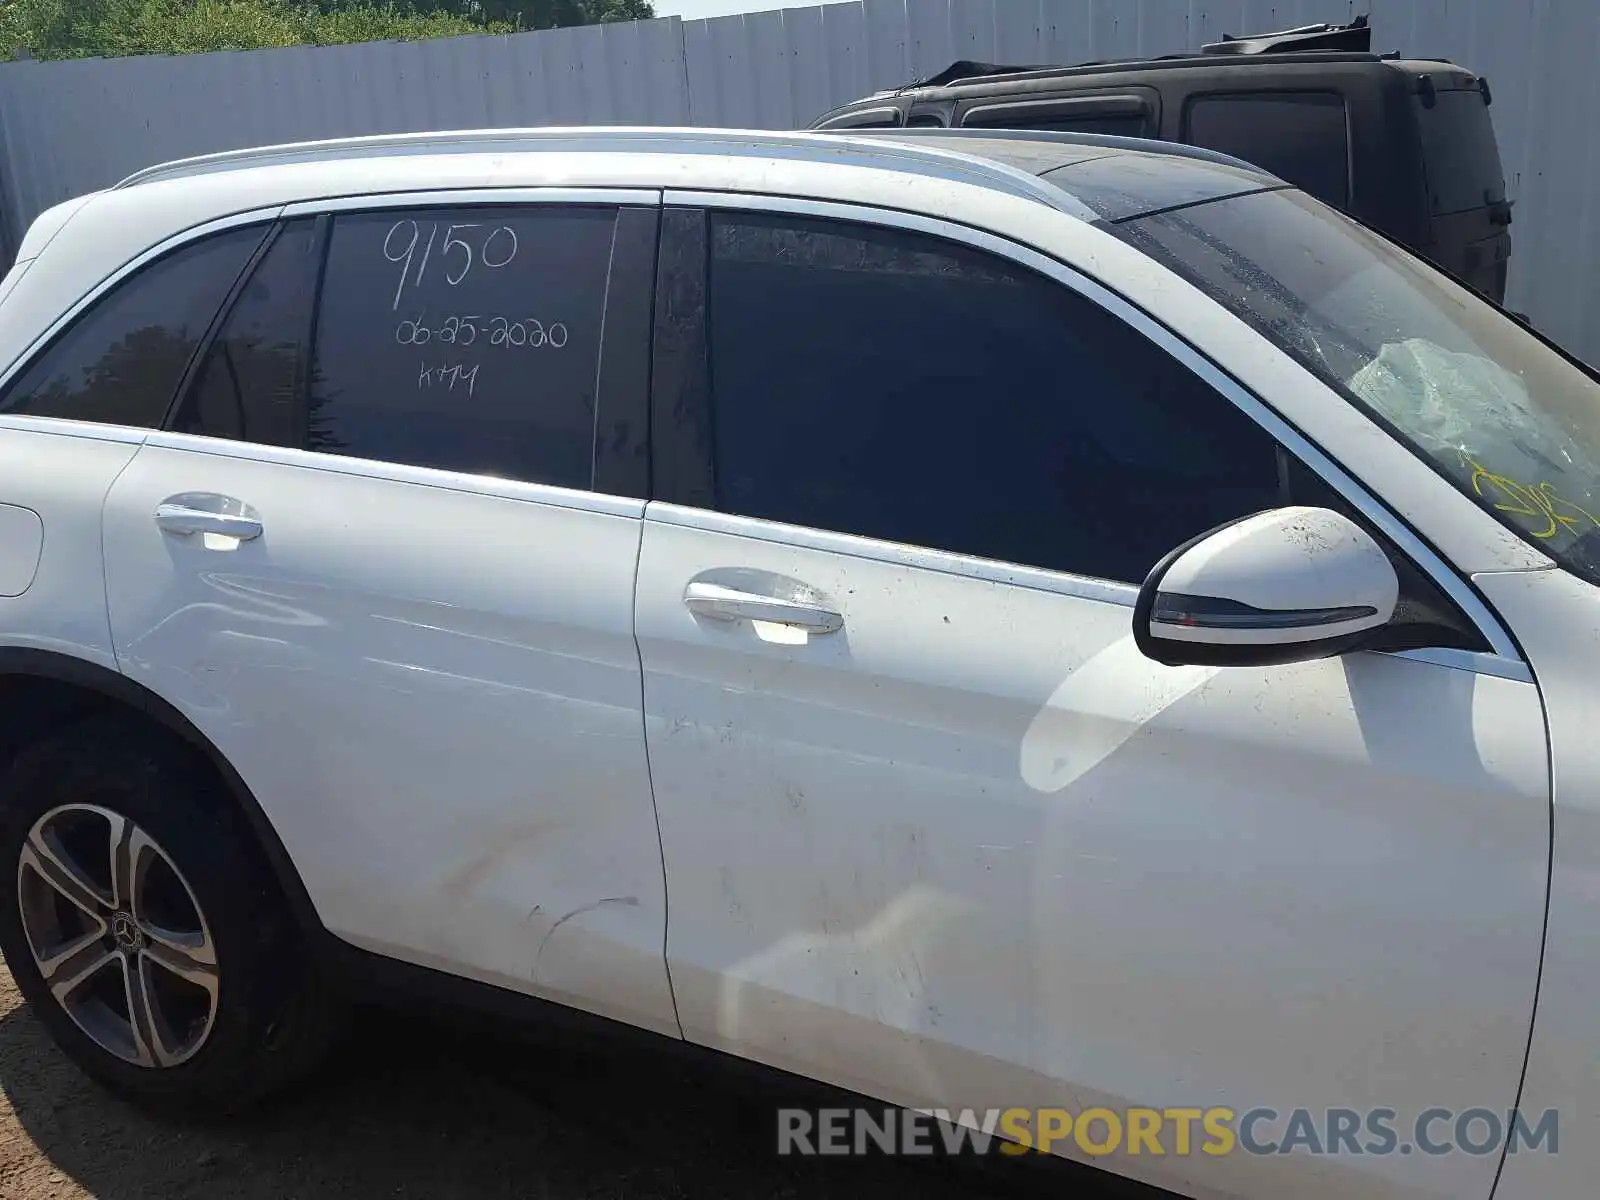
[385,218,520,309]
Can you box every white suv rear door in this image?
[633,200,1548,1200]
[0,222,273,671]
[101,194,679,1036]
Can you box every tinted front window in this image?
[0,227,264,427]
[176,218,321,447]
[1185,91,1350,207]
[308,206,616,485]
[1416,88,1506,214]
[1115,187,1600,584]
[706,213,1283,584]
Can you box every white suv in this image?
[0,128,1594,1200]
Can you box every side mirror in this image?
[1134,507,1399,667]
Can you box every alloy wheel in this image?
[16,803,219,1067]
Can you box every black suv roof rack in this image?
[903,15,1375,90]
[911,60,1050,88]
[1203,14,1371,55]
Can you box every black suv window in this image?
[1020,112,1147,136]
[704,212,1283,584]
[816,107,903,130]
[175,218,321,448]
[1184,91,1350,207]
[961,94,1156,138]
[1415,88,1505,214]
[0,226,266,427]
[307,205,618,485]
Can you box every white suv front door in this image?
[102,199,678,1036]
[634,203,1548,1199]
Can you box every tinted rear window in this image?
[1184,91,1350,207]
[0,227,263,427]
[1416,88,1506,214]
[175,218,321,448]
[306,205,616,484]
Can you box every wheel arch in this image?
[0,647,327,940]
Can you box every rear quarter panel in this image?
[0,193,146,670]
[0,420,142,668]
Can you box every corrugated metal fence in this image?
[0,0,1596,360]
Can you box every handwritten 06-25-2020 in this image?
[395,315,568,349]
[381,218,572,393]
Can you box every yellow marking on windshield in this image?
[1465,457,1600,540]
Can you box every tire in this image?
[0,712,339,1114]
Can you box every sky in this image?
[652,0,800,18]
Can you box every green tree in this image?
[311,0,653,27]
[0,0,654,59]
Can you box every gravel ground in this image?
[0,954,1147,1200]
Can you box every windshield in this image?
[1113,187,1600,584]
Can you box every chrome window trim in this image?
[143,430,647,520]
[0,204,287,398]
[646,501,1141,609]
[0,413,150,445]
[668,189,1528,674]
[279,186,662,218]
[1391,646,1532,684]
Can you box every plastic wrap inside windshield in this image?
[1351,338,1600,481]
[1350,338,1600,561]
[1111,188,1600,582]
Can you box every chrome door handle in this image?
[154,502,263,541]
[683,581,843,634]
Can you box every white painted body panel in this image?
[0,131,1573,1200]
[636,506,1548,1200]
[101,436,677,1036]
[1471,566,1599,1200]
[0,503,44,597]
[0,422,142,669]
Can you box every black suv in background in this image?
[809,17,1513,304]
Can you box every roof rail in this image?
[1203,14,1371,55]
[837,126,1274,179]
[111,126,1097,219]
[908,60,1048,89]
